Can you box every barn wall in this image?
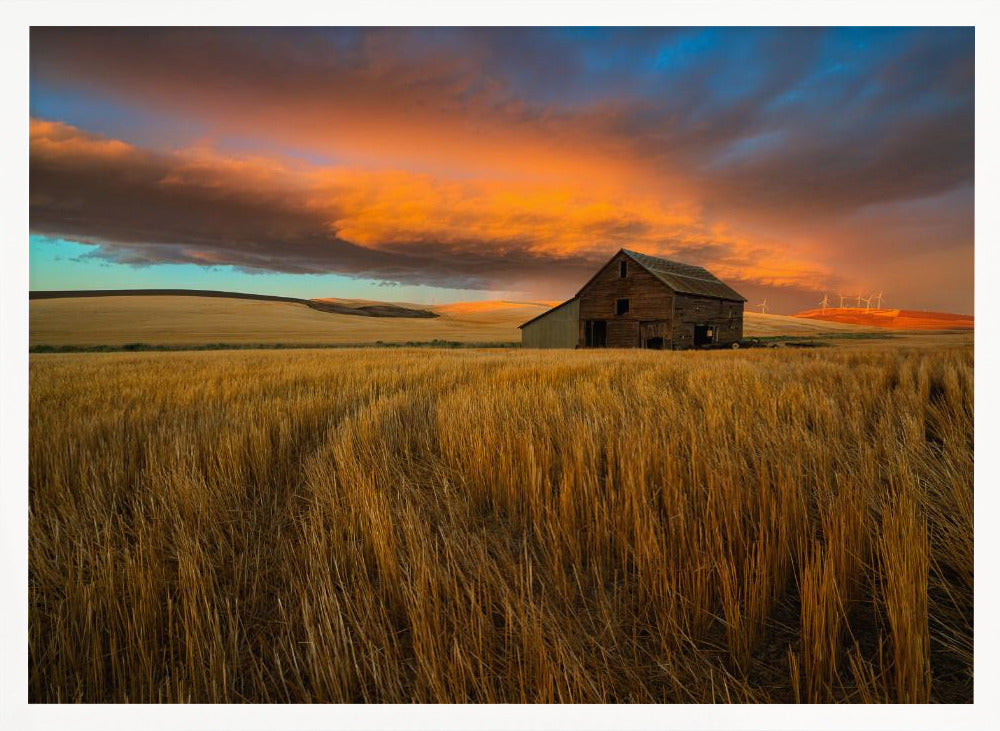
[671,294,744,349]
[521,298,580,349]
[577,251,674,348]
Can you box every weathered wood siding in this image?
[671,294,744,349]
[521,298,580,348]
[577,251,674,348]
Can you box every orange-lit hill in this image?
[794,308,973,330]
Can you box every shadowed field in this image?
[30,294,880,347]
[29,345,972,702]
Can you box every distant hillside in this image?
[29,295,530,347]
[310,297,438,318]
[742,311,872,336]
[30,293,899,348]
[794,308,973,330]
[30,289,438,319]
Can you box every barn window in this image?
[616,298,630,315]
[619,260,628,278]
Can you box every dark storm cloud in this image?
[28,120,609,291]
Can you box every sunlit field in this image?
[29,345,973,703]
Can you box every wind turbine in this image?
[838,294,846,309]
[855,293,863,308]
[862,294,873,312]
[758,298,768,315]
[874,291,883,310]
[818,293,829,313]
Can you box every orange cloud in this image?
[312,169,702,258]
[28,118,861,297]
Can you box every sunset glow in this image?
[29,27,974,313]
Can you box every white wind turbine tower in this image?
[855,293,864,308]
[838,294,846,309]
[758,298,768,315]
[862,294,874,313]
[874,291,884,310]
[818,293,830,313]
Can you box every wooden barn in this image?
[520,248,746,350]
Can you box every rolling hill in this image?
[30,289,439,318]
[29,290,890,347]
[29,295,528,347]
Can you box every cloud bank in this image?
[29,28,974,309]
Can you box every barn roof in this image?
[621,249,747,302]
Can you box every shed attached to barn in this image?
[520,297,580,349]
[519,248,746,350]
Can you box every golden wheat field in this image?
[28,345,973,703]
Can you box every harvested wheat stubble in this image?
[29,345,972,702]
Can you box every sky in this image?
[28,27,974,314]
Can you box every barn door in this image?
[585,320,607,348]
[693,324,715,346]
[640,321,670,349]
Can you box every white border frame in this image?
[3,3,996,729]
